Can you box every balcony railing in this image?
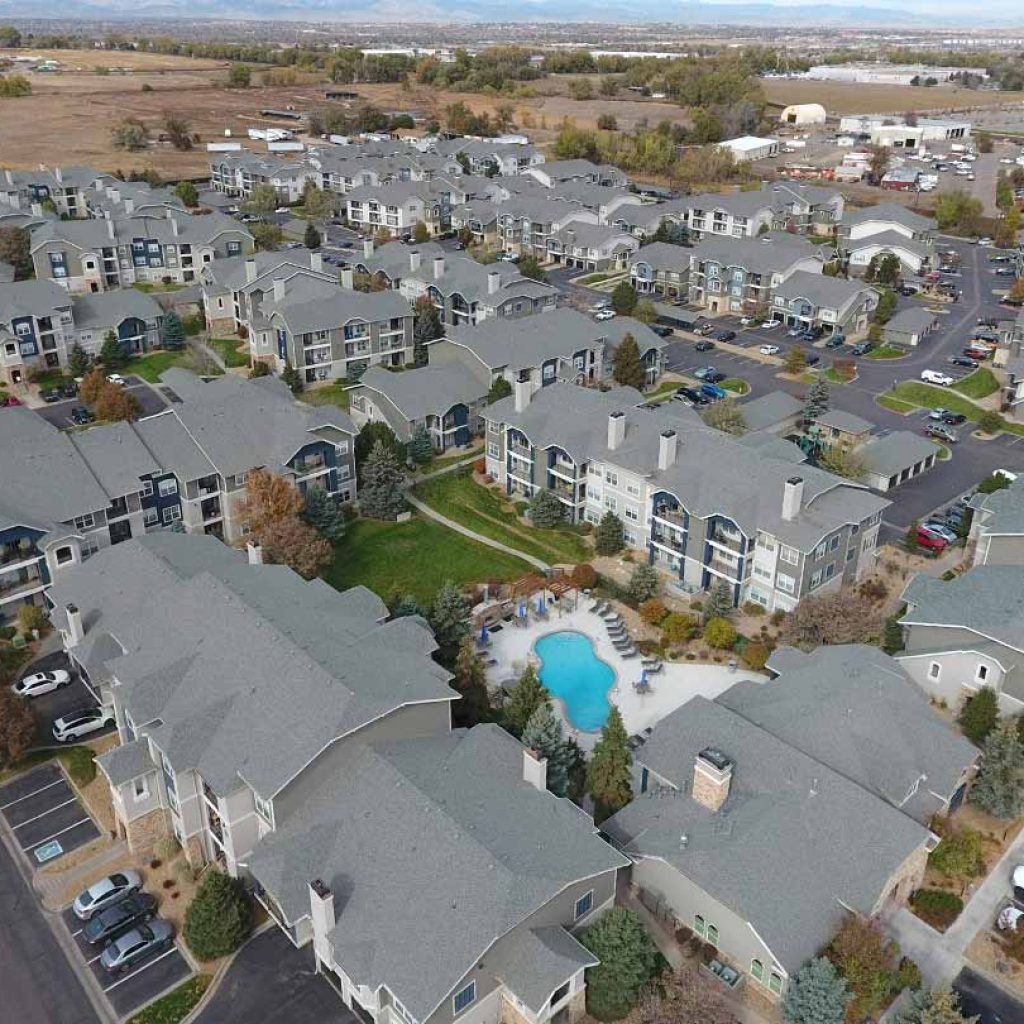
[653,506,686,529]
[508,442,533,460]
[651,530,685,553]
[708,557,742,579]
[0,544,41,567]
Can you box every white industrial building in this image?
[840,114,971,146]
[779,103,827,126]
[807,63,987,85]
[719,136,780,162]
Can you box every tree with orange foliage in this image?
[94,384,142,422]
[261,516,332,580]
[78,367,107,406]
[240,469,303,540]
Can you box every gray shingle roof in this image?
[263,279,410,336]
[860,430,938,477]
[736,391,803,432]
[773,270,875,310]
[70,290,163,330]
[491,926,598,1014]
[68,422,161,498]
[884,307,937,334]
[972,476,1024,536]
[845,230,930,259]
[845,203,935,232]
[690,233,827,275]
[97,739,156,787]
[815,408,872,435]
[630,241,691,273]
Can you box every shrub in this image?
[741,601,766,617]
[16,604,47,634]
[909,889,963,931]
[0,688,36,768]
[638,599,667,626]
[154,837,180,862]
[661,612,695,646]
[958,687,999,744]
[927,827,985,878]
[59,746,96,787]
[571,563,598,590]
[703,617,737,650]
[579,908,660,1020]
[857,578,888,603]
[625,564,660,605]
[473,457,486,474]
[183,869,253,960]
[977,409,1003,435]
[741,642,769,671]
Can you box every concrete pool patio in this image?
[484,604,768,750]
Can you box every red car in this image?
[916,528,948,552]
[1,395,22,407]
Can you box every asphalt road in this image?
[0,830,100,1024]
[954,966,1024,1023]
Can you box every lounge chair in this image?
[613,641,634,652]
[590,599,608,614]
[608,632,628,643]
[644,660,664,674]
[600,608,620,621]
[620,648,639,659]
[603,615,624,628]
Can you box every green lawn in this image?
[876,394,917,415]
[889,382,983,420]
[412,447,480,477]
[643,380,682,404]
[207,337,250,368]
[302,383,351,410]
[128,975,212,1024]
[864,345,908,360]
[722,378,750,395]
[414,469,590,565]
[324,516,530,605]
[951,368,999,400]
[128,350,191,383]
[824,368,856,385]
[132,281,187,294]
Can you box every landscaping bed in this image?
[127,974,211,1024]
[864,345,907,360]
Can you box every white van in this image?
[921,369,954,386]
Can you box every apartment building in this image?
[840,203,936,277]
[610,199,692,241]
[495,196,599,259]
[629,242,691,298]
[208,153,318,201]
[770,271,879,338]
[483,383,888,610]
[436,138,545,176]
[546,222,640,272]
[349,239,446,290]
[524,160,628,189]
[605,644,974,1001]
[48,531,625,1024]
[969,475,1024,567]
[1,165,107,219]
[344,178,466,237]
[682,191,775,241]
[31,211,254,293]
[255,276,414,384]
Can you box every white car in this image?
[1001,157,1015,165]
[12,669,70,698]
[106,373,128,387]
[740,316,757,326]
[759,344,781,355]
[594,309,616,321]
[921,370,954,387]
[979,237,994,246]
[73,870,143,921]
[998,905,1024,932]
[274,206,290,214]
[761,319,782,329]
[52,705,115,743]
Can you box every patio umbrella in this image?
[480,623,488,642]
[518,602,526,618]
[639,669,649,691]
[536,596,545,613]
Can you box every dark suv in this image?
[84,893,158,946]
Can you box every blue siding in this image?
[140,473,183,526]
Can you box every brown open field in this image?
[5,47,227,72]
[762,77,1023,117]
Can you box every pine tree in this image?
[579,908,658,1020]
[527,489,565,528]
[428,580,470,668]
[587,706,632,821]
[612,333,646,390]
[487,377,512,404]
[183,870,253,961]
[161,311,185,351]
[281,361,303,393]
[302,485,346,542]
[958,687,998,745]
[99,330,126,369]
[413,295,442,368]
[409,422,434,465]
[304,221,321,250]
[503,665,551,738]
[783,957,851,1024]
[452,639,492,728]
[625,563,659,604]
[595,511,625,555]
[703,578,735,621]
[897,986,975,1024]
[359,440,406,521]
[68,342,91,377]
[521,702,572,796]
[391,594,424,619]
[804,377,830,425]
[971,720,1024,818]
[610,280,638,315]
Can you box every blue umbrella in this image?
[518,602,526,618]
[639,669,649,691]
[480,623,488,642]
[536,596,544,613]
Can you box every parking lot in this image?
[33,377,167,429]
[0,763,100,864]
[59,901,194,1019]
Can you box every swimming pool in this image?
[534,631,615,732]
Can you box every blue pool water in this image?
[534,631,615,732]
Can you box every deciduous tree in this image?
[227,63,251,88]
[897,986,977,1024]
[242,469,303,539]
[701,398,747,435]
[0,688,36,769]
[94,384,142,423]
[636,965,735,1024]
[0,226,31,279]
[300,181,333,222]
[261,515,333,579]
[818,445,868,480]
[779,590,884,649]
[784,347,807,375]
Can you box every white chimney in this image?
[124,198,135,215]
[273,278,286,302]
[781,476,804,522]
[245,258,258,284]
[65,603,84,648]
[409,250,421,272]
[54,166,63,183]
[513,377,531,413]
[362,238,374,258]
[523,748,548,792]
[107,218,116,240]
[607,411,626,451]
[487,270,500,295]
[4,169,13,185]
[308,879,336,966]
[658,429,677,471]
[432,255,445,280]
[169,217,180,237]
[340,267,354,289]
[310,251,323,273]
[30,202,42,217]
[246,542,263,565]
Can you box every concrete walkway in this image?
[36,839,128,911]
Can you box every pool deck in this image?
[484,604,767,750]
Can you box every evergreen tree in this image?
[579,908,658,1020]
[304,221,321,250]
[565,735,588,805]
[99,330,126,369]
[503,665,551,738]
[595,511,625,555]
[302,486,346,542]
[612,333,647,390]
[413,295,442,368]
[452,639,492,727]
[527,489,565,528]
[521,702,572,797]
[897,986,976,1024]
[958,687,999,745]
[971,720,1024,818]
[703,578,735,621]
[804,377,830,425]
[409,423,434,465]
[281,361,303,393]
[358,440,406,520]
[391,594,425,619]
[249,361,271,379]
[487,377,512,404]
[183,870,253,961]
[173,180,199,208]
[428,580,470,668]
[67,342,91,377]
[625,563,659,604]
[161,311,185,351]
[610,280,638,315]
[784,957,852,1024]
[587,707,632,820]
[355,421,406,475]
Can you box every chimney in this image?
[362,238,374,258]
[54,166,63,183]
[513,377,531,413]
[781,476,804,522]
[30,202,42,217]
[522,748,548,792]
[432,255,445,280]
[65,603,84,648]
[409,250,421,272]
[692,747,733,812]
[107,218,116,240]
[308,879,336,965]
[310,251,323,273]
[169,217,180,237]
[607,411,626,451]
[124,198,135,215]
[246,541,263,565]
[340,267,354,290]
[273,278,286,302]
[245,257,258,284]
[4,169,12,185]
[658,429,677,471]
[487,270,500,295]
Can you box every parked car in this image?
[851,341,874,356]
[496,252,519,263]
[693,366,716,381]
[694,339,715,352]
[995,267,1018,277]
[950,356,978,369]
[84,893,158,946]
[929,409,966,425]
[963,347,991,361]
[804,352,820,367]
[713,329,737,342]
[977,317,999,327]
[12,669,71,698]
[695,322,717,336]
[106,373,128,387]
[701,382,728,400]
[593,309,616,321]
[998,905,1024,932]
[921,370,954,386]
[101,920,174,974]
[761,318,782,329]
[650,324,673,338]
[739,316,757,326]
[71,406,95,426]
[73,871,143,921]
[943,508,967,529]
[675,386,708,406]
[0,395,20,407]
[925,424,959,444]
[53,704,115,743]
[695,368,726,383]
[922,520,958,544]
[759,344,780,355]
[979,236,994,246]
[787,325,806,338]
[915,529,948,552]
[826,335,845,349]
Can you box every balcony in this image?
[709,529,744,555]
[293,455,326,475]
[0,570,45,600]
[508,442,533,461]
[651,530,685,553]
[0,543,41,568]
[200,498,222,523]
[708,557,742,580]
[653,506,686,530]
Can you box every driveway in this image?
[15,650,111,750]
[194,928,357,1024]
[33,378,166,429]
[955,967,1024,1023]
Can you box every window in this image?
[810,570,822,590]
[487,443,500,458]
[824,563,835,580]
[751,960,764,982]
[706,924,719,947]
[253,790,274,827]
[814,543,826,560]
[162,506,182,525]
[775,573,796,595]
[550,981,571,1008]
[928,662,941,680]
[769,972,783,995]
[158,478,178,497]
[626,482,641,497]
[625,506,639,522]
[133,777,149,801]
[453,982,476,1015]
[574,890,594,921]
[779,545,799,565]
[693,915,706,938]
[977,664,989,682]
[605,471,618,487]
[829,535,840,552]
[73,513,95,530]
[144,508,159,527]
[142,480,154,497]
[55,546,74,566]
[604,496,617,512]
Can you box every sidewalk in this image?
[35,838,128,911]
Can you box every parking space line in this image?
[0,778,66,810]
[24,817,91,851]
[86,952,104,965]
[12,797,78,830]
[101,948,180,992]
[70,928,82,938]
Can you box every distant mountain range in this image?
[0,0,1017,26]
